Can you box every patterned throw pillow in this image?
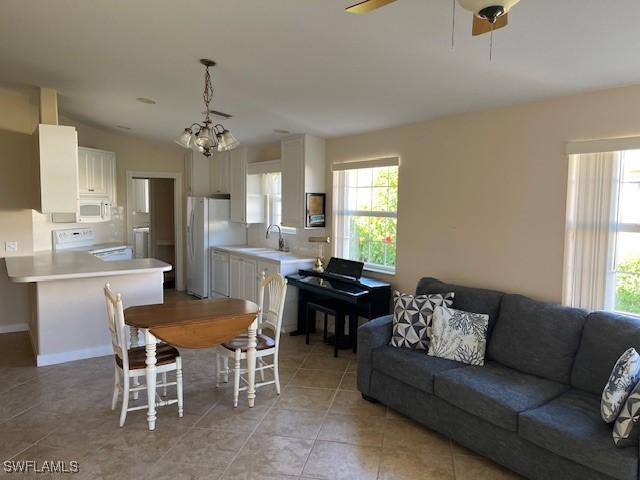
[427,305,489,366]
[390,291,454,350]
[601,348,640,423]
[613,380,640,447]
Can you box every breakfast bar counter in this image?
[6,250,171,283]
[6,251,172,367]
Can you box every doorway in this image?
[126,171,184,291]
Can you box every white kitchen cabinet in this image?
[281,134,326,228]
[230,255,243,299]
[229,146,259,223]
[78,147,116,203]
[211,250,230,297]
[211,150,230,194]
[243,258,257,303]
[229,254,258,303]
[185,150,211,196]
[36,124,79,214]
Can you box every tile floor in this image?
[0,312,521,479]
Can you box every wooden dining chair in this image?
[104,283,184,426]
[216,273,288,407]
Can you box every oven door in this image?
[78,199,111,223]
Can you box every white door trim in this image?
[126,170,184,291]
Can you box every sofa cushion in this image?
[372,345,465,394]
[415,277,504,339]
[487,294,588,384]
[390,291,454,350]
[433,361,568,432]
[572,311,640,395]
[520,389,638,480]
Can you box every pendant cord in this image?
[489,23,494,61]
[451,0,456,50]
[203,66,213,123]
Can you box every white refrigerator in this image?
[186,195,246,298]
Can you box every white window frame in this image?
[332,157,399,274]
[609,154,640,317]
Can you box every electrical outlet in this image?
[5,241,18,253]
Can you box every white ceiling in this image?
[1,0,639,145]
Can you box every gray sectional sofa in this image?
[357,277,640,480]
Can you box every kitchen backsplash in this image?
[32,206,125,252]
[247,223,329,259]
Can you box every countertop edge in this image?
[9,264,172,283]
[211,246,316,264]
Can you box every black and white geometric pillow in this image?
[613,380,640,447]
[389,291,454,350]
[427,305,489,366]
[601,348,640,423]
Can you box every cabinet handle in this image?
[88,188,94,192]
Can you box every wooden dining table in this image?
[125,297,259,431]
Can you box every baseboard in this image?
[0,323,28,334]
[36,344,113,367]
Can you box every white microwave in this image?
[78,198,112,223]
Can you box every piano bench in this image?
[306,301,345,358]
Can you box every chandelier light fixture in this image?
[175,59,239,157]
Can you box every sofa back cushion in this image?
[488,294,588,384]
[572,311,640,395]
[415,277,504,339]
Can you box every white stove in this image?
[53,228,133,262]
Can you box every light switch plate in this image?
[5,241,18,252]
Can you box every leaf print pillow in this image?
[427,305,489,366]
[601,348,640,423]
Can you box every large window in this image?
[564,148,640,316]
[611,151,640,315]
[333,158,399,274]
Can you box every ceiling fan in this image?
[345,0,520,37]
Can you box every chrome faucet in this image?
[266,224,285,251]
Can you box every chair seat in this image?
[222,334,275,352]
[116,343,180,370]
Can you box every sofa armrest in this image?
[357,314,394,396]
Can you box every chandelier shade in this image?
[175,59,239,157]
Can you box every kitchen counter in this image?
[6,250,171,283]
[212,245,315,264]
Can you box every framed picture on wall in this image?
[306,193,326,228]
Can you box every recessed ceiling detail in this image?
[136,97,156,105]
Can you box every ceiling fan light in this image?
[174,128,193,149]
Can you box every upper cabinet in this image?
[211,150,230,194]
[229,146,260,223]
[281,134,326,228]
[185,150,212,196]
[36,124,79,214]
[78,147,116,203]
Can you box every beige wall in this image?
[0,87,184,330]
[0,129,38,331]
[327,84,640,303]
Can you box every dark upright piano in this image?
[286,258,391,355]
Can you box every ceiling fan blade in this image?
[345,0,397,14]
[472,13,508,36]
